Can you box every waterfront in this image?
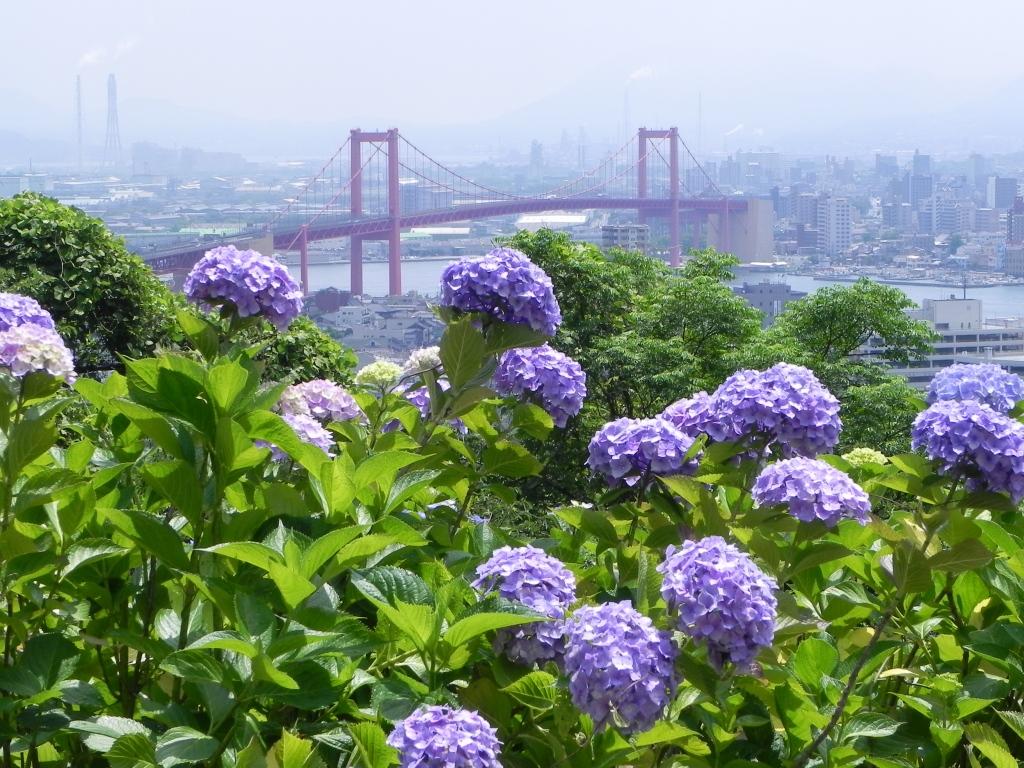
[306,260,1024,318]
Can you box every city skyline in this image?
[5,0,1024,162]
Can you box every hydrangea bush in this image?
[1,243,1023,768]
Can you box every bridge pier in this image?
[298,225,309,295]
[351,236,364,296]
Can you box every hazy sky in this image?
[5,1,1024,158]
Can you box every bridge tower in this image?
[636,127,681,267]
[347,128,402,297]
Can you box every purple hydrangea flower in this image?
[0,323,76,384]
[472,546,577,666]
[928,363,1024,414]
[752,457,871,527]
[388,705,501,768]
[563,601,677,735]
[259,412,335,461]
[279,379,361,423]
[704,363,841,457]
[440,247,562,336]
[658,537,778,669]
[661,391,716,438]
[184,245,302,329]
[0,293,55,332]
[587,417,697,486]
[912,399,1024,502]
[495,344,587,428]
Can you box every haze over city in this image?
[5,0,1024,162]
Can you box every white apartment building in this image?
[816,196,852,258]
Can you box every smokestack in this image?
[103,73,121,168]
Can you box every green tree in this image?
[0,193,175,371]
[734,279,936,452]
[246,314,357,384]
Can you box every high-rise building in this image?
[970,153,989,190]
[905,173,933,205]
[912,150,932,176]
[987,176,1018,209]
[816,195,852,257]
[1008,197,1024,244]
[875,154,898,177]
[793,192,819,226]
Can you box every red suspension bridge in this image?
[143,127,752,296]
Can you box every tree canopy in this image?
[0,193,176,371]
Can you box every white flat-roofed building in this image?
[858,297,1024,388]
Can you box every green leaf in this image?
[201,542,282,572]
[353,451,421,494]
[253,654,300,690]
[929,539,993,573]
[377,602,436,651]
[159,650,230,685]
[335,535,406,568]
[0,633,78,696]
[276,730,327,768]
[792,638,838,690]
[5,417,56,477]
[444,611,541,649]
[107,732,158,768]
[440,318,488,389]
[300,528,364,579]
[842,712,901,740]
[235,737,268,768]
[71,716,151,753]
[140,460,203,526]
[482,440,542,478]
[996,710,1024,744]
[105,508,190,571]
[554,506,618,546]
[110,399,186,459]
[348,723,397,768]
[888,453,933,478]
[186,631,258,658]
[62,539,126,578]
[351,567,434,606]
[483,321,547,354]
[176,308,220,361]
[966,722,1017,768]
[207,359,255,415]
[510,401,554,440]
[632,722,701,747]
[892,542,932,595]
[501,670,557,710]
[155,726,219,766]
[268,561,317,609]
[787,543,854,579]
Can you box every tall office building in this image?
[912,150,932,176]
[1008,197,1024,244]
[987,176,1018,209]
[816,195,852,257]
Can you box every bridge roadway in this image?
[141,196,746,275]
